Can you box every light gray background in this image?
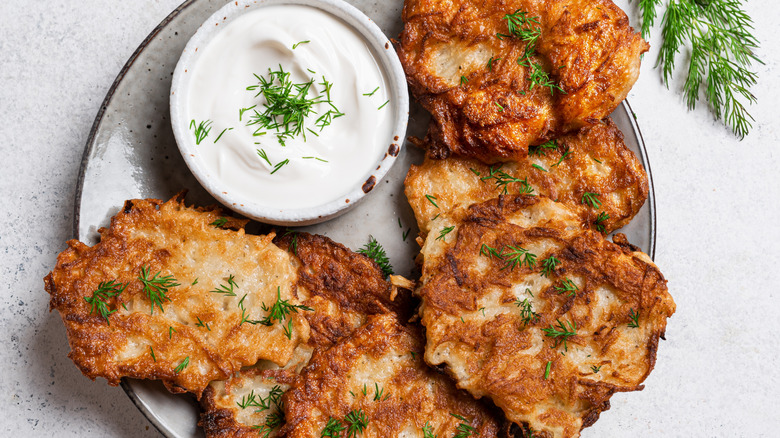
[1,0,778,436]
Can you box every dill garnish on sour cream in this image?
[185,5,393,210]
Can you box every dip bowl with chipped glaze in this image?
[171,0,409,226]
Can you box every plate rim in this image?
[72,1,657,435]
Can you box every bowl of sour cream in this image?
[170,0,408,226]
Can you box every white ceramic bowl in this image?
[170,0,409,226]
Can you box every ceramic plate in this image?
[74,0,656,436]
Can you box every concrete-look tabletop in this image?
[1,0,778,436]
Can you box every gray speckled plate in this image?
[74,0,655,436]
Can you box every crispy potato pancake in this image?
[405,119,648,237]
[417,195,675,437]
[281,314,505,438]
[44,195,309,397]
[199,232,411,437]
[397,0,648,162]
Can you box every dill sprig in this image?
[237,389,270,411]
[542,319,578,351]
[174,356,190,373]
[357,235,394,278]
[515,297,540,326]
[594,211,610,233]
[581,192,602,209]
[540,256,560,277]
[257,287,313,339]
[628,308,640,328]
[246,66,343,145]
[555,278,579,297]
[591,365,602,373]
[190,119,212,145]
[210,217,228,228]
[138,266,179,315]
[321,418,347,437]
[640,0,762,138]
[210,274,239,297]
[344,409,368,438]
[83,280,126,324]
[251,385,285,438]
[501,245,537,270]
[499,10,564,95]
[480,165,534,195]
[450,413,476,438]
[422,422,438,438]
[529,139,558,157]
[436,226,455,241]
[518,57,566,95]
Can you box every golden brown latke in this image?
[405,118,648,237]
[397,0,648,162]
[199,232,411,437]
[416,195,675,438]
[280,314,506,438]
[44,195,309,397]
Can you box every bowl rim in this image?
[170,0,409,226]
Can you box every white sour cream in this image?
[186,5,393,209]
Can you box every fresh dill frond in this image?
[425,194,439,208]
[190,119,212,145]
[283,229,299,255]
[480,243,503,260]
[258,287,314,339]
[641,0,762,138]
[542,319,578,351]
[581,192,602,209]
[213,127,232,143]
[591,365,602,373]
[195,316,210,331]
[480,165,533,195]
[138,266,179,315]
[321,417,346,437]
[174,356,190,373]
[628,308,640,328]
[344,409,368,438]
[555,278,579,297]
[210,274,239,297]
[271,158,290,175]
[436,226,455,241]
[518,57,566,95]
[83,280,126,324]
[246,66,341,144]
[149,346,156,362]
[515,297,540,326]
[292,40,310,49]
[357,235,394,278]
[544,360,552,379]
[422,422,438,438]
[529,139,558,157]
[551,150,572,167]
[501,245,537,270]
[210,217,228,228]
[540,256,560,277]
[363,87,380,96]
[594,211,610,233]
[450,413,476,438]
[487,56,502,71]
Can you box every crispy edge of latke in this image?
[416,199,675,436]
[280,313,507,438]
[197,231,414,437]
[44,193,301,397]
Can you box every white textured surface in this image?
[1,0,778,437]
